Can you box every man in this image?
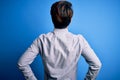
[18,1,102,80]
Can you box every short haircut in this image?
[50,1,73,29]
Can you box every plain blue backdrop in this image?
[0,0,120,80]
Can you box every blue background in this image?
[0,0,120,80]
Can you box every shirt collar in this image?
[53,28,68,33]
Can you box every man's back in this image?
[40,28,82,80]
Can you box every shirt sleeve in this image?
[17,37,42,80]
[80,35,102,80]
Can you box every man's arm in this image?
[80,35,102,80]
[17,37,42,80]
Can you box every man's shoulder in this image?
[37,32,53,39]
[69,32,83,38]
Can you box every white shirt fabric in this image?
[18,28,102,80]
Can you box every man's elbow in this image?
[17,58,26,69]
[94,60,102,70]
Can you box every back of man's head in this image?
[50,1,73,29]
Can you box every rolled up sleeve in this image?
[80,35,102,80]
